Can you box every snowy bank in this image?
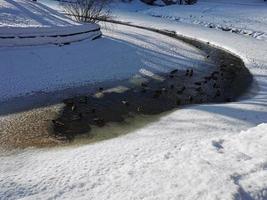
[136,0,267,41]
[42,0,267,42]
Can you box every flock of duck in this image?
[52,58,248,141]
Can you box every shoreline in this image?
[52,23,253,142]
[0,23,253,149]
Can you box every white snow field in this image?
[0,0,101,46]
[1,0,267,200]
[122,0,267,41]
[144,0,267,41]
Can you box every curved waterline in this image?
[0,22,253,149]
[53,22,253,142]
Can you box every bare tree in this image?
[62,0,111,23]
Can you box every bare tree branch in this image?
[62,0,111,23]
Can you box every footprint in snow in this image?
[212,139,225,153]
[236,152,252,162]
[164,152,172,160]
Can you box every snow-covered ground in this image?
[111,0,267,41]
[1,122,267,199]
[0,0,100,46]
[0,0,78,28]
[1,0,267,199]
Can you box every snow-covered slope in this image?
[1,121,266,199]
[142,0,267,41]
[109,0,267,41]
[0,24,208,102]
[0,0,101,46]
[0,0,79,28]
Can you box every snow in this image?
[1,120,267,199]
[1,0,267,199]
[0,0,78,28]
[0,24,208,102]
[0,0,101,46]
[209,123,267,199]
[109,0,152,12]
[108,0,267,42]
[142,0,267,41]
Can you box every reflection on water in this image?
[71,111,171,147]
[0,102,172,149]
